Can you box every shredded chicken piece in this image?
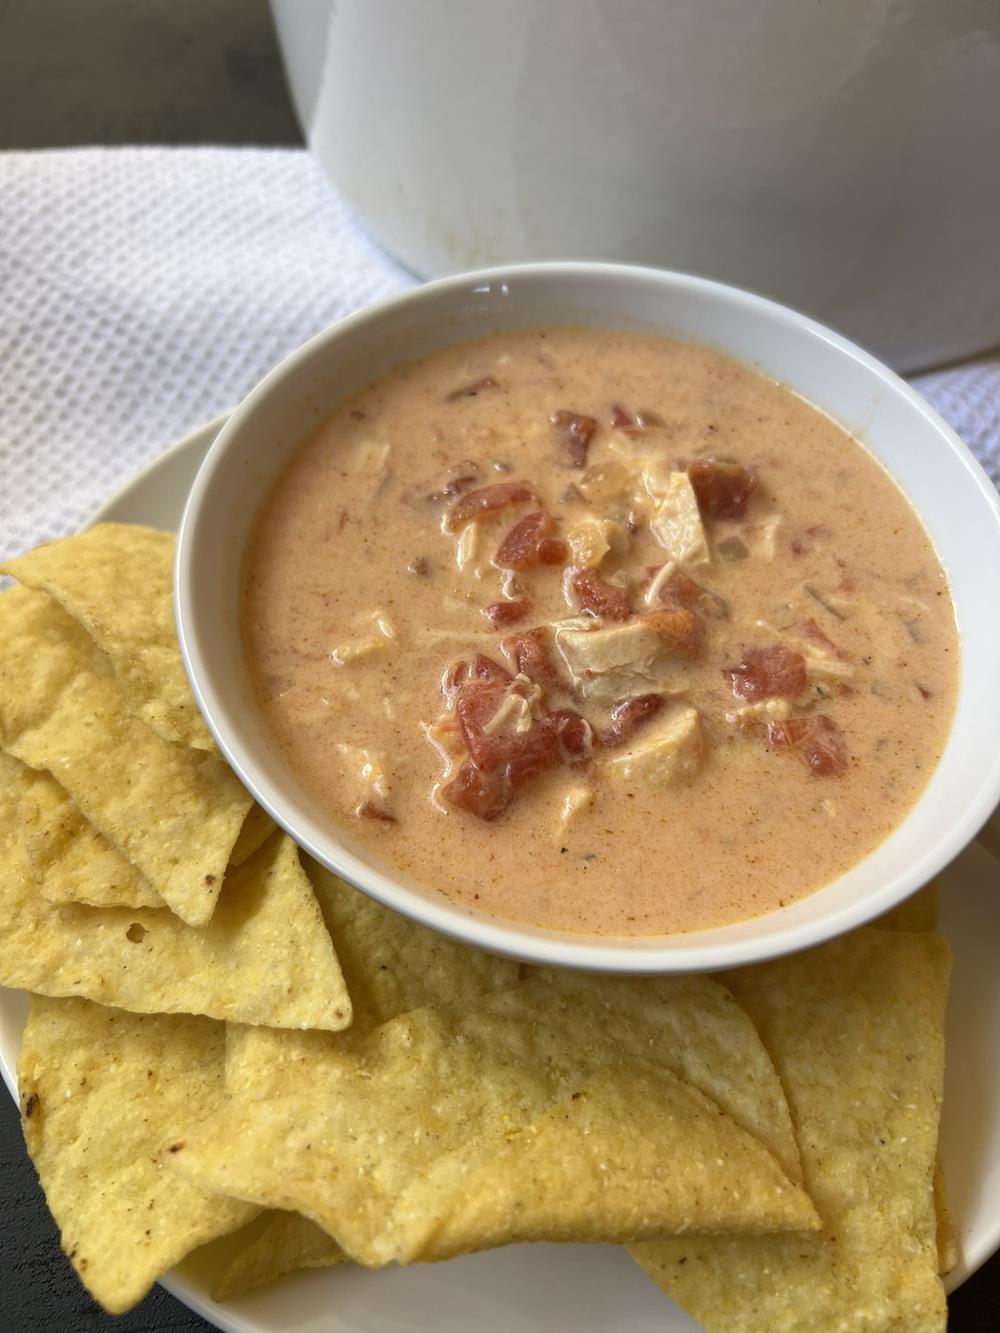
[331,610,397,664]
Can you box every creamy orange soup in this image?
[242,329,958,936]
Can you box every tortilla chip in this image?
[302,858,520,1036]
[631,929,950,1332]
[212,1212,346,1300]
[230,804,277,867]
[171,970,817,1267]
[935,1157,960,1277]
[876,881,939,933]
[20,768,165,910]
[22,769,274,912]
[0,523,213,750]
[17,994,258,1314]
[0,755,351,1030]
[0,584,251,925]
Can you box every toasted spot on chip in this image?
[631,929,950,1332]
[170,971,816,1267]
[210,1211,346,1300]
[0,585,252,925]
[0,523,214,749]
[17,994,258,1315]
[0,755,351,1031]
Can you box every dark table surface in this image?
[1,1,998,1328]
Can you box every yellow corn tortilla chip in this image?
[876,881,940,933]
[212,1212,346,1300]
[0,754,351,1030]
[18,994,258,1315]
[230,803,277,867]
[0,584,251,925]
[631,928,950,1333]
[0,523,214,749]
[20,768,165,910]
[303,858,520,1036]
[935,1157,959,1278]
[21,768,275,912]
[171,970,817,1267]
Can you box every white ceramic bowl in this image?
[175,263,1000,973]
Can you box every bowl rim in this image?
[175,259,1000,973]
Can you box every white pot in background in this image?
[271,0,1000,371]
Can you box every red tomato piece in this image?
[547,709,594,765]
[442,653,513,699]
[445,481,536,531]
[687,461,757,520]
[501,626,562,689]
[724,646,808,702]
[441,761,512,821]
[767,715,848,777]
[798,617,849,661]
[639,607,703,659]
[482,599,532,629]
[572,569,630,622]
[551,410,597,467]
[609,403,643,436]
[495,511,557,569]
[598,693,665,748]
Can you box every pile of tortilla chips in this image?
[0,525,955,1329]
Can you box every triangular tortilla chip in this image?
[20,767,164,909]
[21,768,274,912]
[302,859,520,1036]
[18,994,258,1314]
[170,971,817,1266]
[212,1212,346,1300]
[0,585,251,924]
[631,929,950,1332]
[0,753,351,1031]
[0,523,214,749]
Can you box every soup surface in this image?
[242,329,958,935]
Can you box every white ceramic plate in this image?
[1,419,998,1333]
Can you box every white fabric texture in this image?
[1,146,997,562]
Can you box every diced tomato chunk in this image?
[537,537,569,565]
[445,481,536,531]
[767,714,848,777]
[646,565,702,610]
[598,693,664,748]
[441,761,512,821]
[455,681,550,771]
[445,375,499,401]
[799,617,849,662]
[494,511,566,569]
[501,626,562,689]
[687,461,757,520]
[551,410,597,467]
[482,599,531,629]
[609,403,644,436]
[443,653,513,699]
[724,645,808,702]
[572,569,630,622]
[547,709,593,765]
[639,607,702,659]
